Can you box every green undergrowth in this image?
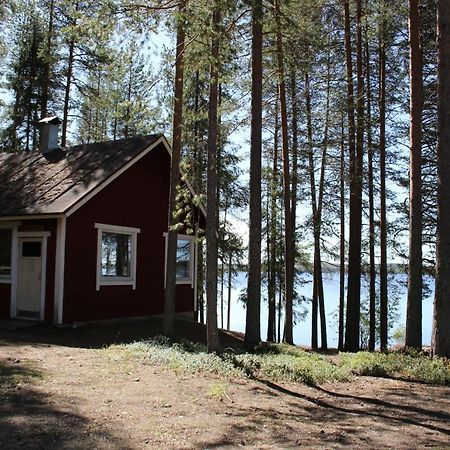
[108,336,349,385]
[107,337,450,386]
[339,350,450,385]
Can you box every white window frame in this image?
[164,233,196,286]
[95,223,140,290]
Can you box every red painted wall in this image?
[63,143,195,323]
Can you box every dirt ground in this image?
[0,319,449,449]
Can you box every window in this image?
[101,232,131,277]
[0,228,12,278]
[95,224,140,290]
[22,241,42,258]
[164,233,195,285]
[176,238,192,281]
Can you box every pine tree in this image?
[245,0,263,349]
[433,0,450,358]
[2,3,47,152]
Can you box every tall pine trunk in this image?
[62,39,74,147]
[267,101,279,342]
[406,0,424,349]
[379,3,389,351]
[338,117,346,351]
[275,0,294,344]
[41,0,54,119]
[433,0,450,358]
[206,4,221,353]
[343,0,360,352]
[305,71,319,350]
[245,0,263,349]
[365,38,376,352]
[164,1,186,337]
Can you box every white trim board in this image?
[0,215,62,221]
[54,216,66,324]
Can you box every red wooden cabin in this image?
[0,123,202,325]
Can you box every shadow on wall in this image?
[0,359,129,449]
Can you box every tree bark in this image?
[379,2,389,351]
[275,0,294,345]
[267,100,279,342]
[406,0,424,350]
[343,0,361,352]
[433,0,450,358]
[305,71,318,350]
[365,37,376,352]
[164,1,186,337]
[62,39,74,147]
[227,252,232,331]
[338,116,346,351]
[245,0,263,349]
[41,0,54,119]
[206,4,221,353]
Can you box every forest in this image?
[0,0,449,358]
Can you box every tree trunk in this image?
[365,38,376,352]
[338,116,346,351]
[227,252,232,331]
[275,0,294,345]
[245,0,263,349]
[379,3,389,351]
[206,4,221,353]
[267,94,279,342]
[406,0,424,350]
[41,0,54,119]
[343,0,360,352]
[317,55,332,351]
[305,71,318,350]
[61,39,74,147]
[164,1,186,337]
[433,0,450,358]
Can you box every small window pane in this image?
[176,239,191,279]
[0,229,12,275]
[22,241,41,258]
[101,232,131,277]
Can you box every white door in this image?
[16,238,43,319]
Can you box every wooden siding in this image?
[63,143,195,323]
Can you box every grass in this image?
[0,359,42,390]
[106,336,450,386]
[339,350,450,385]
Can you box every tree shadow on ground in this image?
[197,380,450,448]
[195,363,450,449]
[313,383,450,423]
[0,359,129,449]
[0,317,244,351]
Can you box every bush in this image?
[340,351,450,385]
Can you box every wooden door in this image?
[16,238,43,319]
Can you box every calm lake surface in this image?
[219,272,434,348]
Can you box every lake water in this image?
[217,272,434,348]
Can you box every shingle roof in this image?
[0,134,164,217]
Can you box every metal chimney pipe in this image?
[38,116,62,154]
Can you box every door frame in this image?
[11,231,50,321]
